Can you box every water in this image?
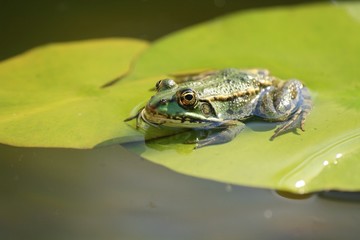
[0,0,324,61]
[1,143,359,240]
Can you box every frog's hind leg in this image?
[270,86,312,140]
[254,80,312,140]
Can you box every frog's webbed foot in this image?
[193,123,245,149]
[273,85,312,140]
[255,79,312,140]
[270,104,309,140]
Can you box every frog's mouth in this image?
[140,104,223,129]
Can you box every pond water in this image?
[1,143,360,239]
[1,0,359,239]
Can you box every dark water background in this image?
[1,0,360,239]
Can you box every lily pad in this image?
[0,38,149,148]
[121,2,360,193]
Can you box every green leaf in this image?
[0,38,149,148]
[121,3,360,193]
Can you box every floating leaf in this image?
[0,39,149,148]
[121,3,360,193]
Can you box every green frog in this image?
[125,68,312,148]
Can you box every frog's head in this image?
[141,79,222,128]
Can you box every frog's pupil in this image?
[185,94,193,101]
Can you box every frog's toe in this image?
[300,116,307,132]
[270,108,306,140]
[194,138,214,149]
[194,124,245,148]
[192,134,227,148]
[194,134,230,148]
[184,137,199,145]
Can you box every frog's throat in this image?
[141,108,223,128]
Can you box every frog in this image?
[125,68,312,148]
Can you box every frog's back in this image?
[183,68,263,120]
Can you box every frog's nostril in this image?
[146,103,156,113]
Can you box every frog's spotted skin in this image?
[126,68,312,148]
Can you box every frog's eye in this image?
[177,89,198,109]
[155,79,177,92]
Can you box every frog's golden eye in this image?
[178,89,198,108]
[155,79,177,92]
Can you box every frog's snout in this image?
[146,97,168,115]
[145,103,156,114]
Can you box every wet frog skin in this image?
[126,68,312,148]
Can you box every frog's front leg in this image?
[254,79,312,140]
[194,121,245,148]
